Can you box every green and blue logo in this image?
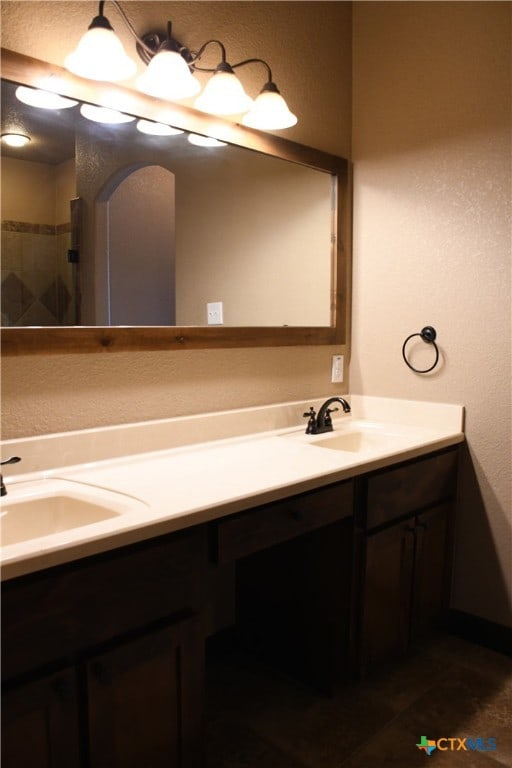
[416,736,497,756]
[416,736,437,756]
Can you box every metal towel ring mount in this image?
[402,326,440,373]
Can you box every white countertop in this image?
[1,395,464,580]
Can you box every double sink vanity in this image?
[1,395,464,767]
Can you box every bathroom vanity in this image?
[1,396,463,767]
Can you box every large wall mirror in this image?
[1,49,352,354]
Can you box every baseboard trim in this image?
[446,609,512,657]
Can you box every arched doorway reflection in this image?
[98,164,176,325]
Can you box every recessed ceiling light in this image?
[1,133,31,147]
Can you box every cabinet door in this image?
[87,614,203,768]
[1,669,81,768]
[411,503,450,639]
[359,521,415,674]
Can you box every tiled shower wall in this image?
[1,220,75,325]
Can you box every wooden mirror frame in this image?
[1,48,352,355]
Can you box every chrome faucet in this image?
[303,397,351,435]
[1,456,21,496]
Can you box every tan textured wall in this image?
[3,158,58,223]
[2,157,75,224]
[352,2,511,626]
[1,1,352,437]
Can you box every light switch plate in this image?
[331,354,344,383]
[207,301,224,325]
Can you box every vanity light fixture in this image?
[15,85,78,110]
[136,119,183,136]
[64,0,297,131]
[1,133,31,148]
[80,103,135,124]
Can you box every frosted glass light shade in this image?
[195,71,253,115]
[136,50,201,100]
[80,104,135,124]
[242,89,297,130]
[15,86,78,110]
[65,26,137,81]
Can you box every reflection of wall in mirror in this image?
[1,156,76,325]
[76,120,333,328]
[176,153,333,327]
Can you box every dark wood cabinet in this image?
[2,668,81,768]
[359,502,451,671]
[87,614,203,768]
[359,517,414,667]
[1,444,461,763]
[2,528,208,768]
[356,448,459,675]
[411,503,451,637]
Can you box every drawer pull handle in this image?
[290,509,304,521]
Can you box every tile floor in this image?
[204,633,512,767]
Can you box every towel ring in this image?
[402,326,439,373]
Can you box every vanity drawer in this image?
[365,448,459,529]
[214,480,353,563]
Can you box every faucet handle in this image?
[303,407,317,434]
[1,456,21,466]
[0,457,21,497]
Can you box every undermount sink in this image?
[0,479,147,547]
[280,419,431,456]
[312,429,409,453]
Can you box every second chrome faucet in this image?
[303,397,351,434]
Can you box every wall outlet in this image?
[207,301,224,325]
[331,354,344,383]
